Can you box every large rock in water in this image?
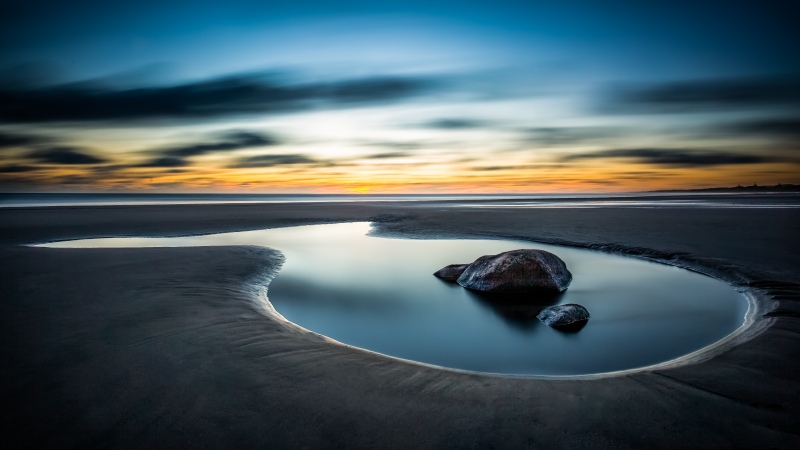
[433,264,470,282]
[456,249,572,294]
[536,304,590,327]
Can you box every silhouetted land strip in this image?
[1,198,799,448]
[653,183,800,193]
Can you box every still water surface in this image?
[40,222,748,376]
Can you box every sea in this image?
[1,192,799,208]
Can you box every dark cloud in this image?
[0,164,39,173]
[522,127,617,146]
[54,174,95,185]
[328,78,427,103]
[616,171,676,179]
[0,71,436,123]
[86,164,130,173]
[561,148,780,167]
[365,152,412,159]
[423,118,486,129]
[472,164,539,171]
[600,76,800,113]
[0,131,49,148]
[136,157,190,168]
[364,141,425,150]
[719,118,800,139]
[230,154,320,168]
[472,166,517,171]
[156,130,279,158]
[28,146,106,164]
[130,130,280,168]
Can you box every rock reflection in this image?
[464,289,564,331]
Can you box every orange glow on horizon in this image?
[2,152,798,194]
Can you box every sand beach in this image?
[1,197,799,448]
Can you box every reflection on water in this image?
[39,222,748,376]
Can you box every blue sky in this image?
[1,0,798,192]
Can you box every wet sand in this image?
[1,200,799,448]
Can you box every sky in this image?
[1,0,798,193]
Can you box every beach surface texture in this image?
[2,199,799,448]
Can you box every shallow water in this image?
[39,222,748,376]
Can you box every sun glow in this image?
[348,186,372,194]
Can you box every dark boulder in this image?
[456,249,572,294]
[433,264,470,282]
[537,304,590,327]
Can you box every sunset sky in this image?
[1,1,798,193]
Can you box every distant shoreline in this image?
[651,183,800,193]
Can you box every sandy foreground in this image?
[1,201,799,448]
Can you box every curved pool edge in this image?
[233,220,770,380]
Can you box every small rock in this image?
[433,264,470,282]
[537,304,590,327]
[456,249,572,294]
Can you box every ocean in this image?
[2,192,799,208]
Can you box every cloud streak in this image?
[719,118,800,139]
[135,157,190,168]
[423,118,487,129]
[230,154,321,168]
[561,148,782,167]
[28,146,106,164]
[0,164,39,173]
[600,76,800,113]
[155,130,280,158]
[364,151,412,159]
[0,72,437,124]
[127,130,282,168]
[0,131,49,148]
[522,127,619,146]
